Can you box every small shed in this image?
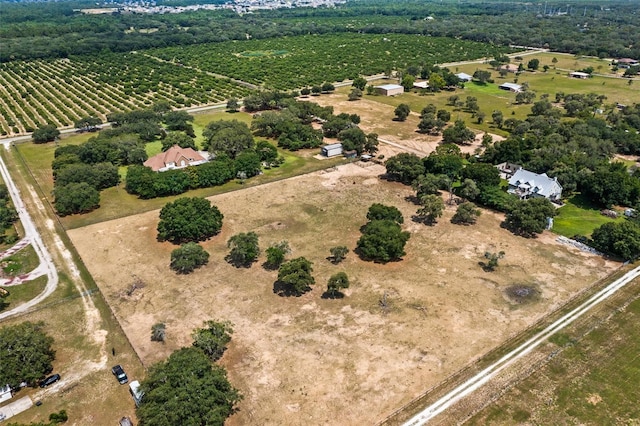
[569,71,589,79]
[413,81,429,89]
[119,417,134,426]
[375,84,404,96]
[343,150,358,159]
[499,82,522,92]
[321,143,343,158]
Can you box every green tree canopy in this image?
[170,242,209,274]
[53,182,100,216]
[0,321,55,388]
[326,272,350,298]
[162,131,196,152]
[157,197,224,244]
[451,202,481,225]
[32,124,60,144]
[265,241,290,270]
[329,246,349,264]
[203,120,254,159]
[357,220,410,262]
[394,103,411,122]
[192,320,233,362]
[385,153,425,185]
[442,120,475,145]
[352,76,367,91]
[226,232,260,267]
[503,198,556,237]
[416,194,445,225]
[275,257,315,296]
[592,221,640,260]
[137,347,241,426]
[366,203,404,224]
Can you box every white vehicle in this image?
[129,380,144,407]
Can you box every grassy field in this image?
[1,244,39,277]
[467,280,640,425]
[0,275,46,312]
[68,162,616,425]
[552,195,623,237]
[15,108,345,229]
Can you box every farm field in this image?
[68,162,616,425]
[0,52,251,136]
[467,279,640,425]
[147,33,514,90]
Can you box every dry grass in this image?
[67,163,615,425]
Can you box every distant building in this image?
[500,64,520,73]
[375,84,404,96]
[569,71,590,79]
[321,143,343,158]
[508,169,563,202]
[499,82,522,92]
[616,58,639,69]
[455,72,473,82]
[143,145,208,172]
[413,81,429,89]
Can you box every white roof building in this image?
[499,82,523,92]
[508,169,563,202]
[456,72,473,82]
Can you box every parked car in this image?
[111,365,128,384]
[39,374,60,388]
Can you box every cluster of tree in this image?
[137,319,240,425]
[0,321,55,389]
[0,184,18,243]
[591,221,640,260]
[417,104,450,135]
[32,124,60,144]
[51,136,139,216]
[250,98,332,150]
[3,1,639,63]
[356,204,410,262]
[157,197,224,244]
[483,99,640,208]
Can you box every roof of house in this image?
[322,143,343,150]
[456,72,473,81]
[499,82,522,91]
[570,71,590,76]
[375,84,403,90]
[617,58,638,64]
[413,81,429,88]
[143,145,205,171]
[508,168,562,198]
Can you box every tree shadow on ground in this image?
[321,291,345,300]
[273,280,307,297]
[411,214,437,226]
[224,255,255,268]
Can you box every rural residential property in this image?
[1,1,639,426]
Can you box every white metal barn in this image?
[375,84,404,96]
[321,143,343,157]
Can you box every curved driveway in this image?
[0,144,58,320]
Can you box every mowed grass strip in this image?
[467,281,640,425]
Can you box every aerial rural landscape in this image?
[0,0,639,425]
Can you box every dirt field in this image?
[305,93,502,158]
[68,163,616,425]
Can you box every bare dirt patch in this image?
[68,163,616,425]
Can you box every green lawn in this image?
[1,244,39,276]
[0,275,47,312]
[552,194,622,237]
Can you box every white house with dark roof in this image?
[508,168,563,202]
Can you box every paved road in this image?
[0,144,59,321]
[403,265,640,425]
